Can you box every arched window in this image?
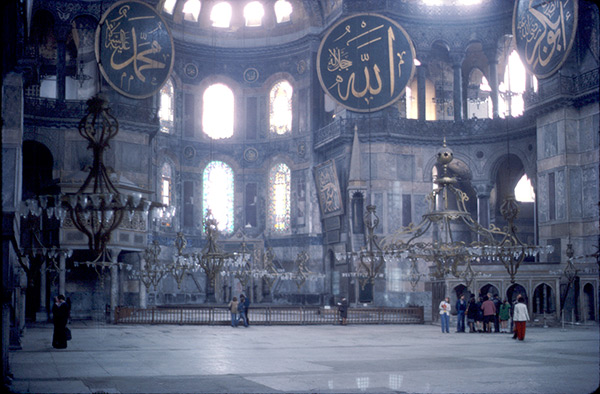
[203,161,234,233]
[202,83,234,139]
[514,174,535,203]
[274,0,292,23]
[499,50,526,117]
[182,0,201,22]
[163,0,177,14]
[159,79,174,133]
[160,162,174,226]
[244,1,264,27]
[269,163,291,232]
[211,2,231,28]
[269,80,293,135]
[161,162,173,206]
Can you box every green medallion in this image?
[95,0,175,99]
[513,0,578,79]
[317,13,415,113]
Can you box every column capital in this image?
[473,182,494,197]
[449,51,466,67]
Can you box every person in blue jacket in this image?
[455,294,467,332]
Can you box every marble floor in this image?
[7,321,600,393]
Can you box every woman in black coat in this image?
[52,294,69,349]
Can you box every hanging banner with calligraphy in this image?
[313,160,344,219]
[95,0,175,99]
[513,0,578,79]
[317,13,415,113]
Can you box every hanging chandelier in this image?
[20,95,172,261]
[382,141,553,284]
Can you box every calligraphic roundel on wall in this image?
[95,0,175,99]
[513,0,578,79]
[317,14,416,113]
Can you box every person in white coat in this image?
[512,297,530,340]
[439,297,451,333]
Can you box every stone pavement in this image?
[7,321,600,394]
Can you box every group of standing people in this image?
[228,294,250,327]
[440,293,530,340]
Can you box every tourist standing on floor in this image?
[52,295,69,349]
[455,294,467,333]
[481,295,496,333]
[237,296,249,327]
[240,294,250,326]
[337,297,348,325]
[228,297,239,327]
[499,299,511,333]
[466,295,478,333]
[475,296,484,332]
[513,297,530,341]
[492,294,501,333]
[439,297,451,333]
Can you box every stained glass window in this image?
[159,79,174,133]
[269,80,292,135]
[203,83,234,139]
[203,161,234,233]
[269,163,290,232]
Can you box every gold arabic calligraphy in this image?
[103,5,167,91]
[326,21,407,105]
[318,168,340,213]
[516,0,573,72]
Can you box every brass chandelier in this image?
[21,95,172,261]
[382,142,553,284]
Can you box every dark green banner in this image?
[317,14,415,113]
[95,0,174,99]
[513,0,578,79]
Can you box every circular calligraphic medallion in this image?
[243,147,258,162]
[183,145,196,159]
[184,63,198,79]
[317,13,415,113]
[297,60,307,75]
[513,0,578,79]
[243,68,259,83]
[95,0,175,99]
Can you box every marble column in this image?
[417,65,426,121]
[474,183,494,232]
[450,53,465,121]
[485,48,500,119]
[37,262,47,322]
[139,253,147,309]
[110,249,121,323]
[59,252,66,296]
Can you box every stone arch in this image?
[506,283,528,304]
[583,282,596,321]
[532,282,556,314]
[22,140,55,199]
[479,283,499,298]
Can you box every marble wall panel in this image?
[569,167,583,219]
[543,123,558,158]
[582,166,598,218]
[118,142,145,172]
[2,149,17,208]
[556,169,566,220]
[538,173,549,222]
[397,154,415,181]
